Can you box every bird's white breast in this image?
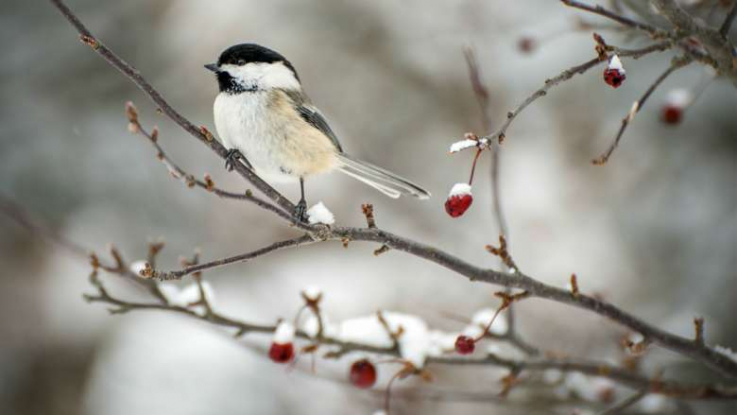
[214,91,291,182]
[213,91,339,182]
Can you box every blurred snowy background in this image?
[1,0,736,414]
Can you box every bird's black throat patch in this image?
[216,71,257,94]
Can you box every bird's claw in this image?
[224,149,252,171]
[294,200,308,223]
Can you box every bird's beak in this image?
[204,63,220,73]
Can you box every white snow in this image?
[628,332,645,344]
[714,345,737,362]
[638,394,674,413]
[607,55,625,73]
[306,202,335,225]
[449,137,491,153]
[335,312,438,368]
[563,372,614,402]
[300,313,338,339]
[448,183,472,197]
[469,308,508,336]
[159,281,214,309]
[129,260,149,277]
[302,286,323,302]
[273,321,295,344]
[665,88,692,107]
[449,138,478,153]
[543,369,563,384]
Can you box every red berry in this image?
[455,335,476,355]
[445,194,473,217]
[349,359,377,388]
[603,68,626,88]
[661,104,682,124]
[269,342,294,363]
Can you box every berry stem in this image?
[467,148,483,185]
[473,303,506,342]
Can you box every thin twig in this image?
[480,41,672,144]
[151,234,315,280]
[597,390,647,414]
[650,0,737,86]
[47,0,737,379]
[720,0,737,37]
[561,0,667,37]
[124,102,295,223]
[83,280,737,399]
[592,56,692,165]
[0,195,89,257]
[48,0,297,217]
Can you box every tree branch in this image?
[480,41,672,144]
[48,0,297,216]
[650,0,737,86]
[150,234,315,280]
[561,0,668,37]
[84,270,737,400]
[592,56,692,165]
[720,1,737,38]
[47,0,737,380]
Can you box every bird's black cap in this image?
[213,43,299,79]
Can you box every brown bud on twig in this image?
[694,317,705,346]
[89,252,100,270]
[499,371,520,397]
[361,204,377,228]
[569,273,580,297]
[150,127,159,142]
[199,126,215,142]
[204,174,215,192]
[79,34,99,49]
[485,235,518,271]
[108,244,124,271]
[125,102,138,123]
[374,244,390,256]
[185,175,196,188]
[593,32,609,61]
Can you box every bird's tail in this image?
[336,154,431,200]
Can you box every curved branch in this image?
[650,0,737,86]
[48,0,296,216]
[592,56,692,165]
[84,277,737,399]
[47,0,737,380]
[561,0,667,37]
[480,40,672,144]
[152,234,315,280]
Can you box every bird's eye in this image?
[237,59,246,65]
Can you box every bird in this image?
[205,43,430,221]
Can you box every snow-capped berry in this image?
[455,335,476,355]
[269,342,294,363]
[269,322,295,363]
[603,55,626,88]
[349,359,377,388]
[661,89,691,125]
[445,183,473,218]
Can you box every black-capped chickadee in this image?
[205,43,430,220]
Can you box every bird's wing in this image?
[282,89,343,152]
[296,104,343,152]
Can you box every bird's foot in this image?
[224,149,253,171]
[294,199,308,223]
